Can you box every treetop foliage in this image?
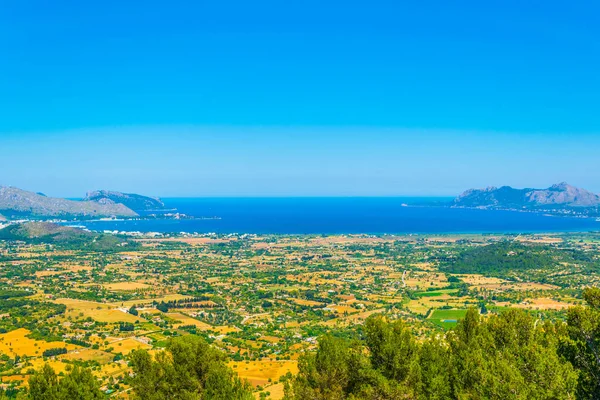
[22,285,600,400]
[28,364,103,400]
[561,287,600,399]
[285,308,579,400]
[130,335,253,400]
[441,241,587,275]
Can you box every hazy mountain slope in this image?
[453,182,600,209]
[525,183,600,207]
[84,190,165,211]
[0,186,138,218]
[0,222,92,241]
[0,222,134,249]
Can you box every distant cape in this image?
[0,186,138,218]
[0,187,165,219]
[84,190,165,211]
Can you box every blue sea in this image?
[68,198,600,235]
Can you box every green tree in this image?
[28,364,58,400]
[28,364,103,400]
[56,366,103,399]
[130,335,253,400]
[285,335,384,400]
[562,287,600,399]
[364,316,420,386]
[286,335,350,399]
[448,308,577,399]
[417,338,450,400]
[286,310,577,400]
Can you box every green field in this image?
[428,309,469,328]
[415,288,459,297]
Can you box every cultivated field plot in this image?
[108,337,152,355]
[0,328,80,357]
[512,297,575,310]
[428,309,469,329]
[114,294,190,308]
[403,272,448,289]
[54,298,144,323]
[165,312,214,330]
[60,348,114,363]
[103,282,153,291]
[229,360,298,387]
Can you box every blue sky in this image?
[1,1,599,197]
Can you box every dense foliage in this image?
[0,290,30,300]
[28,364,103,400]
[285,308,579,399]
[41,348,67,358]
[19,290,600,400]
[129,335,253,400]
[561,287,600,399]
[442,241,562,275]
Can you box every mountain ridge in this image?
[84,190,165,211]
[0,186,138,219]
[453,182,600,209]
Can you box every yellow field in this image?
[35,265,92,278]
[512,297,574,310]
[94,360,130,380]
[229,360,298,388]
[54,299,143,323]
[457,274,506,286]
[61,348,114,363]
[457,274,558,291]
[35,270,66,277]
[256,382,285,399]
[406,262,435,271]
[405,300,430,315]
[113,294,189,308]
[289,298,323,307]
[108,338,152,355]
[516,236,563,244]
[484,282,558,291]
[214,326,241,334]
[323,308,385,327]
[331,305,359,315]
[27,359,70,375]
[103,282,152,291]
[1,375,28,385]
[165,312,213,330]
[0,328,80,357]
[259,336,282,344]
[138,237,233,245]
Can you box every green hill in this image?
[0,222,135,250]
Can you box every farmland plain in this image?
[0,231,599,398]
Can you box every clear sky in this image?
[1,1,599,197]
